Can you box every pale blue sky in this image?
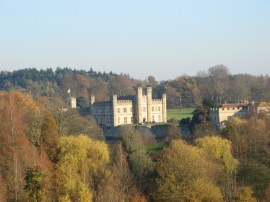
[0,0,270,80]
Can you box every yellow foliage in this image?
[230,117,246,125]
[184,178,223,202]
[237,186,256,202]
[56,134,109,201]
[196,136,239,175]
[153,140,223,201]
[258,102,270,107]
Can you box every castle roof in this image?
[219,103,249,108]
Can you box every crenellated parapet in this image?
[90,85,167,126]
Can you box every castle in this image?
[89,86,167,127]
[209,102,251,126]
[209,101,270,127]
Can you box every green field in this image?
[167,108,194,121]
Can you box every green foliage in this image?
[235,186,257,202]
[238,162,270,198]
[24,166,46,202]
[119,126,155,193]
[203,98,219,108]
[119,126,144,153]
[164,121,181,142]
[191,105,210,125]
[145,143,163,154]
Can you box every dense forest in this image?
[1,66,270,201]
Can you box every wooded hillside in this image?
[1,65,270,108]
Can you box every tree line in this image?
[0,65,270,109]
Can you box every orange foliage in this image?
[0,91,54,200]
[132,192,148,202]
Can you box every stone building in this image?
[209,102,251,126]
[209,101,270,127]
[90,86,167,127]
[69,97,77,108]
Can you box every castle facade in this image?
[90,86,167,127]
[209,101,270,127]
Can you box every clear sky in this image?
[0,0,270,80]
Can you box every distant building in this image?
[69,97,77,108]
[90,86,167,127]
[209,101,270,126]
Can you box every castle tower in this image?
[112,95,118,126]
[89,95,95,114]
[70,97,77,108]
[136,86,143,123]
[146,86,152,122]
[90,95,95,105]
[162,93,167,123]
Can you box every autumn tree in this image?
[41,112,60,162]
[56,135,109,201]
[195,136,239,175]
[152,140,223,201]
[164,120,181,142]
[95,144,136,202]
[24,166,46,202]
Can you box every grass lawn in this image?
[167,108,194,121]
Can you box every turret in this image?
[112,95,118,126]
[136,86,143,123]
[90,95,95,105]
[147,86,152,122]
[162,93,167,123]
[70,97,77,108]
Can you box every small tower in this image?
[112,95,118,126]
[89,95,95,114]
[67,89,76,108]
[146,86,152,122]
[90,95,95,105]
[70,97,77,108]
[136,86,143,123]
[162,93,167,123]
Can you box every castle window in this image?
[152,116,155,122]
[118,117,121,124]
[105,117,110,124]
[106,107,111,113]
[118,108,120,113]
[124,117,127,123]
[158,115,161,121]
[152,107,154,111]
[124,108,127,113]
[143,107,146,112]
[158,106,160,111]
